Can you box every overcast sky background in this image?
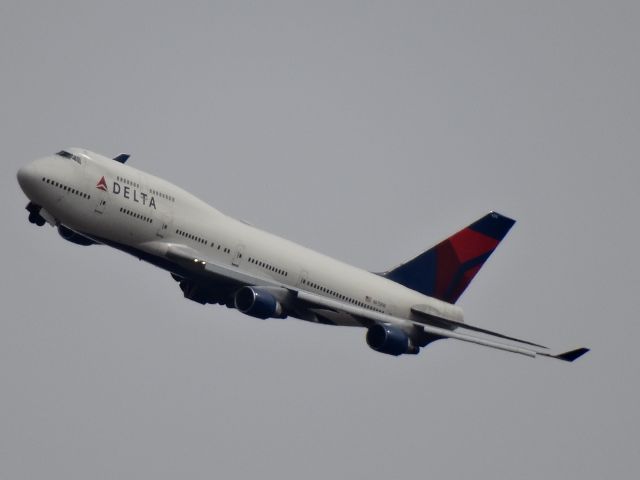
[1,1,638,478]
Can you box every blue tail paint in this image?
[383,212,515,304]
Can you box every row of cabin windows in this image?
[120,207,152,224]
[175,229,231,254]
[248,257,288,277]
[150,188,175,202]
[173,228,286,275]
[41,177,91,199]
[176,229,206,245]
[116,175,140,189]
[301,278,384,313]
[114,175,174,202]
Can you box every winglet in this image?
[113,154,130,164]
[551,347,590,362]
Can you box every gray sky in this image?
[1,1,638,478]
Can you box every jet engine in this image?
[57,225,95,246]
[234,286,285,319]
[366,324,419,356]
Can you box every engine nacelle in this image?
[58,225,95,246]
[234,286,285,319]
[366,324,419,356]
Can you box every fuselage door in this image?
[93,190,107,214]
[155,212,172,238]
[299,270,309,288]
[232,244,245,267]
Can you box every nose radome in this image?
[17,158,51,200]
[17,162,38,192]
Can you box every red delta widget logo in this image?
[96,176,107,191]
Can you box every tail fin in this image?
[383,212,515,304]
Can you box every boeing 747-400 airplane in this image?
[17,148,588,361]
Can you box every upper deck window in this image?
[56,150,82,164]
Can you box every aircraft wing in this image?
[295,290,589,362]
[157,242,588,362]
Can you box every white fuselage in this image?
[17,148,462,326]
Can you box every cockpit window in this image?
[56,150,82,164]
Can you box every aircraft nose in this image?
[17,162,38,193]
[17,158,51,201]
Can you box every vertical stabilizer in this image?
[383,212,515,304]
